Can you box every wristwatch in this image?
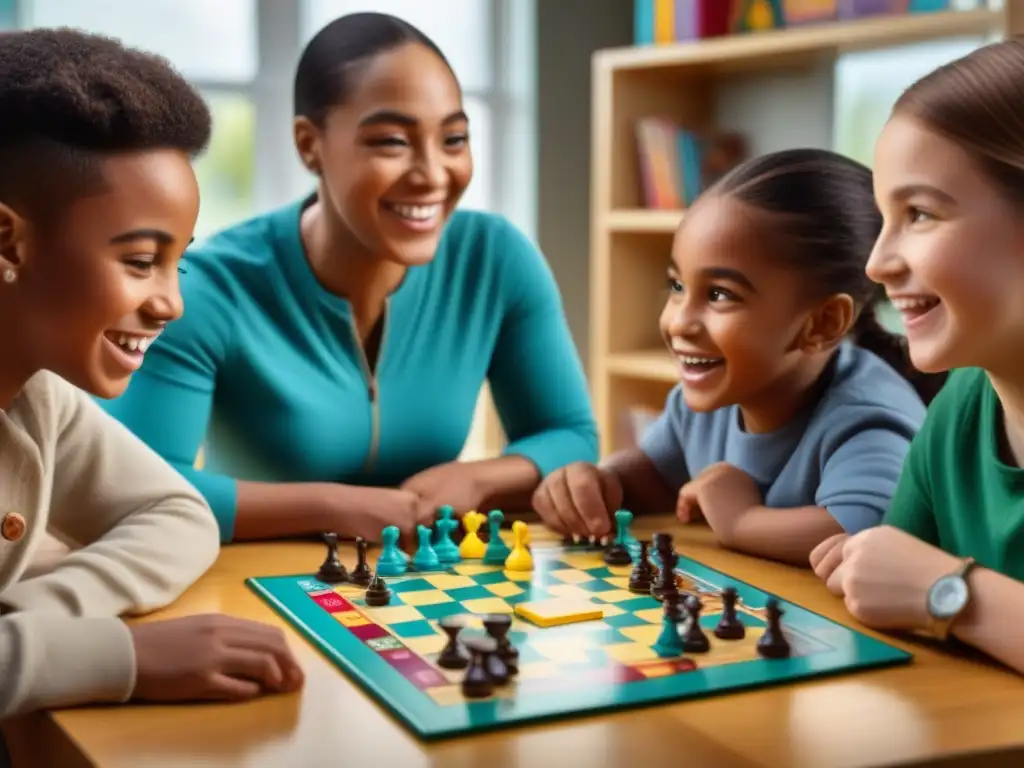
[925,557,977,641]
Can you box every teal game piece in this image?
[434,517,461,566]
[412,524,441,571]
[614,509,640,558]
[247,542,912,740]
[431,505,454,546]
[481,509,511,565]
[376,525,407,577]
[653,613,684,658]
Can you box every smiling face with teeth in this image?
[294,42,472,272]
[660,196,847,432]
[0,149,197,400]
[869,115,1024,375]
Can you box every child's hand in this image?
[679,463,761,541]
[129,615,305,702]
[532,462,621,538]
[810,532,849,591]
[822,526,960,630]
[675,485,703,523]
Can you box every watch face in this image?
[929,575,969,619]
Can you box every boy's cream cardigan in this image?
[0,371,220,717]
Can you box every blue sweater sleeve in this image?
[101,255,239,541]
[815,407,919,535]
[486,223,599,475]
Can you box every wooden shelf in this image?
[589,7,1014,456]
[605,209,685,233]
[594,9,1000,74]
[606,350,679,383]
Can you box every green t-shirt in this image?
[885,368,1024,580]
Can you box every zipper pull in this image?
[368,379,377,402]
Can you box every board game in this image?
[247,523,912,740]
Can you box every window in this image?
[22,0,257,82]
[18,0,259,238]
[834,37,987,167]
[301,0,492,91]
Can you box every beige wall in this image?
[536,0,633,367]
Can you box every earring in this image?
[2,268,16,284]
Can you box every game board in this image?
[247,540,912,740]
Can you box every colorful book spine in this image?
[635,0,655,44]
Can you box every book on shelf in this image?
[635,118,748,210]
[633,0,966,44]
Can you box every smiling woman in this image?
[102,12,598,546]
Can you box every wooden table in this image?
[8,519,1024,768]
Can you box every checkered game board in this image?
[247,544,911,739]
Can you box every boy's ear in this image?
[798,293,855,353]
[0,201,29,270]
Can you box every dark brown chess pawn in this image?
[482,613,518,676]
[436,615,469,670]
[364,571,391,607]
[757,598,791,659]
[628,540,656,594]
[682,595,710,653]
[461,636,498,698]
[714,586,745,640]
[316,532,349,584]
[650,533,678,601]
[349,536,373,586]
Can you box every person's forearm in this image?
[233,481,338,541]
[602,449,677,516]
[722,506,845,566]
[952,568,1024,674]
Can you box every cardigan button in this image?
[1,512,26,542]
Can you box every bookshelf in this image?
[588,4,1022,456]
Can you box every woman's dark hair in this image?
[294,12,454,126]
[893,38,1024,206]
[709,148,946,404]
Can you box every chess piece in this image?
[650,533,678,601]
[682,595,710,653]
[714,586,745,640]
[504,520,533,571]
[316,532,349,584]
[459,511,487,559]
[482,613,519,676]
[364,571,391,607]
[412,524,441,571]
[376,525,408,576]
[653,598,685,657]
[461,636,498,698]
[482,510,511,565]
[603,538,632,566]
[349,536,373,586]
[628,540,656,593]
[615,509,641,558]
[434,509,461,566]
[757,598,791,659]
[436,615,469,670]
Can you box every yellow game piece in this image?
[458,510,487,559]
[514,598,603,628]
[504,520,533,571]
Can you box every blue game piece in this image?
[376,525,408,576]
[615,509,640,558]
[653,613,684,658]
[482,509,511,565]
[432,505,455,546]
[434,517,461,565]
[412,524,441,571]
